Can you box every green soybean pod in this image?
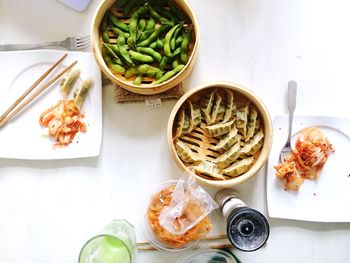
[125,67,138,79]
[164,24,181,57]
[172,59,182,69]
[145,17,155,31]
[137,28,155,43]
[152,5,176,21]
[155,71,163,80]
[138,47,162,62]
[149,42,157,49]
[129,4,149,41]
[154,64,185,84]
[156,38,164,49]
[158,56,168,71]
[138,18,146,32]
[104,54,126,74]
[117,34,134,66]
[101,14,110,43]
[103,43,123,65]
[137,64,161,75]
[175,35,183,47]
[122,0,137,16]
[148,5,173,25]
[108,11,129,32]
[170,23,183,50]
[180,30,192,63]
[129,50,154,63]
[112,27,130,38]
[127,37,138,51]
[138,24,170,47]
[133,75,143,85]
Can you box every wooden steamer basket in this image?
[91,0,199,95]
[167,82,273,187]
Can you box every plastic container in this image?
[176,248,240,263]
[144,180,213,252]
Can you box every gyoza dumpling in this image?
[209,93,225,124]
[223,156,255,177]
[187,100,202,132]
[205,119,235,137]
[194,161,224,180]
[60,68,80,97]
[175,140,201,163]
[235,105,249,137]
[245,108,258,142]
[73,78,93,109]
[174,108,185,138]
[200,90,216,124]
[216,138,241,169]
[211,126,239,152]
[222,89,236,123]
[240,130,264,156]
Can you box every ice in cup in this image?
[79,219,136,263]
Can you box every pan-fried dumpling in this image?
[174,108,185,138]
[222,89,236,123]
[245,108,257,141]
[216,138,241,169]
[60,68,80,97]
[210,126,239,152]
[255,118,261,132]
[175,140,201,163]
[204,119,235,137]
[194,161,224,180]
[240,130,264,156]
[223,156,255,177]
[200,90,216,124]
[73,78,93,109]
[210,93,225,124]
[187,100,202,132]
[235,105,249,137]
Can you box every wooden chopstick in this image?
[0,59,77,128]
[136,234,228,246]
[0,53,67,124]
[137,243,233,251]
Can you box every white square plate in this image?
[267,116,350,222]
[0,50,102,160]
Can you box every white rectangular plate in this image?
[267,116,350,222]
[0,50,102,160]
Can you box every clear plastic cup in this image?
[79,219,136,263]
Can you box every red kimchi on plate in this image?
[274,127,334,191]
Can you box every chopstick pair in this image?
[0,53,77,128]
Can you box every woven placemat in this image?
[102,74,184,103]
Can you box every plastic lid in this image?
[227,207,269,252]
[177,248,238,263]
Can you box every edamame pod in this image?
[137,64,161,75]
[138,24,170,47]
[149,42,157,49]
[117,34,134,66]
[104,55,126,74]
[170,22,183,50]
[175,35,183,47]
[164,24,181,57]
[138,47,162,62]
[170,47,181,58]
[125,67,138,79]
[137,28,155,43]
[148,5,174,26]
[129,50,154,63]
[129,4,149,41]
[127,37,138,51]
[180,29,192,63]
[112,27,130,38]
[103,43,123,65]
[108,11,129,32]
[172,59,182,69]
[133,75,143,85]
[145,17,155,31]
[156,38,164,49]
[154,64,185,84]
[158,56,168,71]
[138,18,146,32]
[101,14,110,43]
[152,5,176,21]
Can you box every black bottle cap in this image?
[227,207,269,252]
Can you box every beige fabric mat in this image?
[102,74,184,103]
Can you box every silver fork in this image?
[0,36,90,51]
[279,81,297,163]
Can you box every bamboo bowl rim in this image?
[91,0,200,95]
[167,81,273,188]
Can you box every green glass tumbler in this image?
[79,220,136,263]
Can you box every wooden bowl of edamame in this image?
[91,0,199,95]
[167,82,273,188]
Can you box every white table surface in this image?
[1,0,350,262]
